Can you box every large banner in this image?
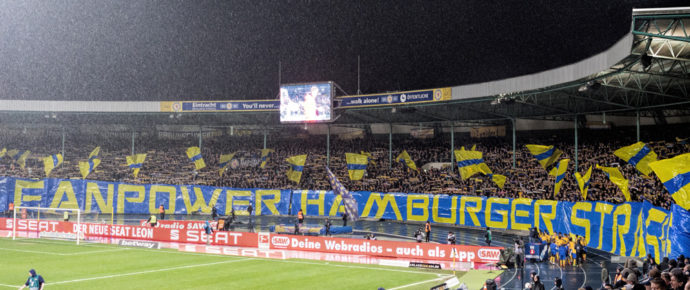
[1,176,688,258]
[0,177,290,217]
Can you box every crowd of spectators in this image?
[598,255,690,290]
[1,124,689,209]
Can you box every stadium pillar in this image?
[263,130,267,150]
[389,123,393,170]
[131,131,135,155]
[636,110,641,142]
[61,127,65,158]
[450,123,455,172]
[574,116,579,171]
[198,126,203,150]
[510,118,517,169]
[327,125,331,167]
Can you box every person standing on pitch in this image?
[146,214,157,227]
[425,221,431,242]
[203,220,213,245]
[158,204,165,220]
[297,208,304,224]
[7,201,13,218]
[485,227,492,246]
[19,269,44,290]
[324,218,332,236]
[342,212,348,226]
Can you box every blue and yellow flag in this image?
[79,146,101,179]
[488,173,507,189]
[345,153,368,181]
[395,150,418,171]
[186,146,206,170]
[649,153,690,211]
[126,153,147,178]
[0,148,6,158]
[218,152,237,176]
[286,154,307,184]
[614,142,657,176]
[326,166,359,221]
[454,149,484,180]
[526,144,563,170]
[574,166,593,200]
[597,164,631,202]
[10,150,31,170]
[360,151,375,165]
[259,149,275,169]
[550,159,570,197]
[42,153,63,177]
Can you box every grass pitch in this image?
[0,238,499,289]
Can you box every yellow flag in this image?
[345,153,368,181]
[218,153,237,176]
[614,142,657,176]
[286,154,307,184]
[574,166,593,200]
[0,148,6,158]
[597,164,631,202]
[649,153,690,211]
[551,159,570,197]
[395,150,418,171]
[186,146,206,170]
[126,154,147,178]
[42,154,63,176]
[526,144,562,170]
[79,159,101,179]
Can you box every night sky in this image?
[0,0,686,101]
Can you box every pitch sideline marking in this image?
[0,283,18,288]
[273,259,441,276]
[0,246,128,256]
[48,258,254,285]
[388,274,455,290]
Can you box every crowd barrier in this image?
[1,176,689,258]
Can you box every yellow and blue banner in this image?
[286,154,307,184]
[345,153,368,181]
[550,159,570,197]
[42,154,63,177]
[79,147,101,179]
[325,166,359,221]
[454,149,484,180]
[614,142,657,176]
[649,153,690,211]
[597,164,631,202]
[186,146,206,170]
[126,154,147,178]
[526,144,562,170]
[574,166,593,200]
[259,149,274,169]
[0,148,5,158]
[395,150,418,171]
[218,153,237,177]
[2,176,690,257]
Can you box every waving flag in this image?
[42,153,63,176]
[360,151,375,165]
[649,153,690,211]
[454,149,484,180]
[395,150,418,171]
[526,144,563,170]
[79,147,101,179]
[126,154,147,178]
[186,146,206,170]
[345,153,368,181]
[549,159,570,197]
[259,149,274,169]
[326,166,359,221]
[0,148,5,158]
[10,150,31,170]
[614,142,657,176]
[286,154,307,184]
[574,166,593,200]
[218,153,237,176]
[488,173,507,189]
[597,164,631,202]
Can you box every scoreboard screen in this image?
[280,82,333,123]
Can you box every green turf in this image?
[0,237,500,290]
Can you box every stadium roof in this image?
[0,7,689,128]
